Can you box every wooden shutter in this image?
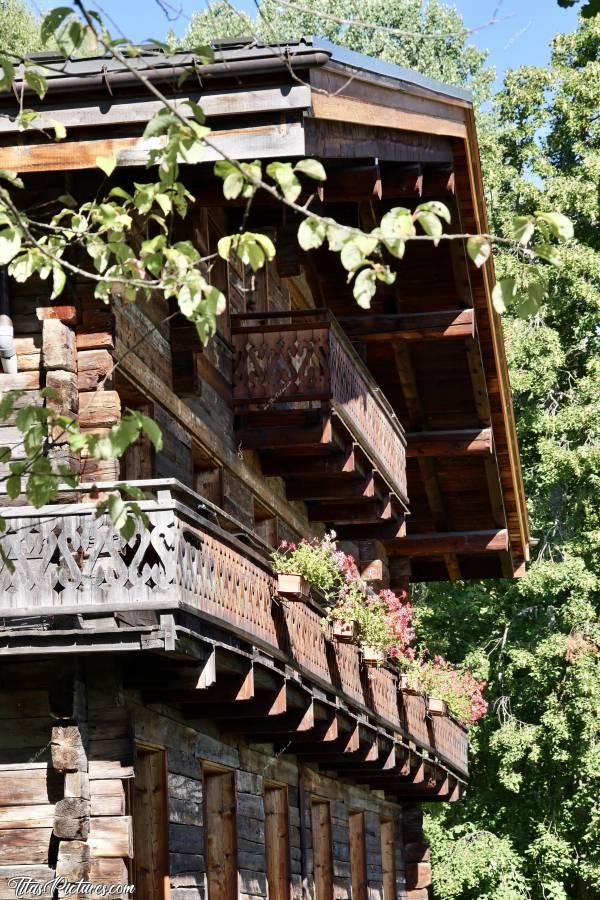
[204,768,237,900]
[348,811,367,900]
[264,783,290,900]
[381,817,396,899]
[310,799,333,900]
[132,745,169,899]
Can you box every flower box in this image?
[332,620,358,643]
[427,696,448,716]
[362,646,385,667]
[276,572,310,600]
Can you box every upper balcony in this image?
[0,479,466,799]
[232,310,408,536]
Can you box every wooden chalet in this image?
[0,39,529,900]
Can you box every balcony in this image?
[232,310,408,533]
[0,479,466,797]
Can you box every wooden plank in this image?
[339,309,474,343]
[310,799,333,900]
[380,818,396,900]
[348,811,367,900]
[0,85,311,134]
[0,827,53,864]
[406,428,491,457]
[388,529,509,556]
[311,92,467,139]
[0,804,55,828]
[132,745,169,899]
[79,390,121,428]
[89,816,133,858]
[0,769,57,806]
[204,768,237,900]
[0,121,305,173]
[305,117,453,165]
[264,784,290,900]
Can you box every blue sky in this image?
[51,0,580,86]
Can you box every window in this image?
[348,811,367,900]
[264,783,290,900]
[380,817,396,900]
[131,744,169,899]
[204,767,237,900]
[310,799,333,900]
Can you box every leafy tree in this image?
[186,0,494,102]
[558,0,600,19]
[418,15,600,900]
[0,0,44,57]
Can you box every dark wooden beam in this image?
[188,681,287,721]
[285,472,375,502]
[406,428,492,458]
[338,309,474,343]
[261,443,366,479]
[286,724,360,756]
[306,495,392,525]
[319,163,382,203]
[393,341,461,580]
[387,529,509,556]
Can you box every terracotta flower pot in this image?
[332,620,358,643]
[427,696,447,716]
[362,646,385,667]
[276,572,310,600]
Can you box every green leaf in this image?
[143,110,180,139]
[24,69,47,100]
[467,236,492,268]
[50,119,67,141]
[51,266,66,299]
[132,410,163,452]
[96,156,117,177]
[353,268,377,309]
[341,239,366,272]
[492,277,517,315]
[415,210,443,242]
[533,243,561,266]
[294,159,327,181]
[41,6,73,45]
[535,212,574,241]
[266,162,301,203]
[512,215,535,246]
[6,474,20,499]
[0,229,21,265]
[0,170,24,189]
[380,207,415,240]
[107,494,127,530]
[297,217,326,251]
[0,56,15,91]
[223,171,245,200]
[416,201,451,224]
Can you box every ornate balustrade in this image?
[0,479,465,776]
[232,310,408,505]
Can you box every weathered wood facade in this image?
[0,39,529,899]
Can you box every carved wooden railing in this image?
[0,479,465,776]
[232,310,408,505]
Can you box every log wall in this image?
[0,656,429,900]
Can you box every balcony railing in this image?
[0,479,465,777]
[232,310,408,505]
